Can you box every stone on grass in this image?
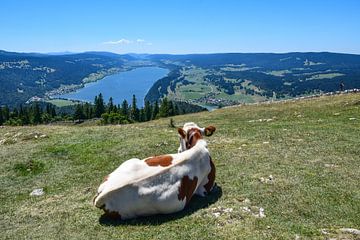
[30,188,44,196]
[340,228,360,235]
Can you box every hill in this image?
[145,52,360,107]
[1,93,359,239]
[0,51,135,107]
[2,51,360,110]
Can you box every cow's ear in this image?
[204,126,216,136]
[178,128,186,138]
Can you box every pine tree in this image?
[121,100,129,118]
[51,105,57,118]
[168,101,174,116]
[3,106,10,121]
[94,93,105,117]
[84,102,91,119]
[0,107,3,125]
[130,95,139,121]
[74,104,85,121]
[11,108,19,119]
[144,100,152,122]
[139,108,145,122]
[32,102,42,124]
[158,97,169,118]
[152,101,159,120]
[173,103,179,116]
[108,97,114,113]
[46,104,52,115]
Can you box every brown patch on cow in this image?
[204,157,216,193]
[178,128,186,139]
[178,175,198,205]
[145,155,173,167]
[99,204,122,219]
[187,128,203,149]
[205,125,216,136]
[104,210,122,219]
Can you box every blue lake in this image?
[54,67,169,107]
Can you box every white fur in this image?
[93,131,214,219]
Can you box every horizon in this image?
[1,0,360,54]
[2,49,360,56]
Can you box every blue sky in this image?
[1,0,359,54]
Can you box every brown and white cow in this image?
[93,122,216,219]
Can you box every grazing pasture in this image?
[1,93,359,239]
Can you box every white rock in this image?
[241,206,251,213]
[213,212,221,218]
[223,208,233,213]
[30,188,44,196]
[257,207,266,218]
[340,228,360,235]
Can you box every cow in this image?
[93,122,216,220]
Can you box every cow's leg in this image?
[195,158,216,196]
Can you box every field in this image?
[1,93,359,239]
[45,99,78,107]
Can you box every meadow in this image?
[1,93,359,239]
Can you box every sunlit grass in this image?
[1,93,359,239]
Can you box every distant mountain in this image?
[0,50,127,107]
[45,51,77,56]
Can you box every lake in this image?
[54,67,169,107]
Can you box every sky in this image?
[0,0,359,54]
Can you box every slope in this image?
[0,93,359,239]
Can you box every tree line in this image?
[76,93,182,124]
[0,93,200,126]
[0,102,58,126]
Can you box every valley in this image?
[1,51,360,110]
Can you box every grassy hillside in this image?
[1,93,359,239]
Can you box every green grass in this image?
[46,99,77,107]
[1,93,359,239]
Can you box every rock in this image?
[340,228,360,235]
[324,163,338,168]
[213,212,221,218]
[263,141,270,144]
[241,206,251,213]
[14,132,23,138]
[333,113,340,116]
[30,188,44,196]
[255,207,266,218]
[259,175,274,184]
[349,117,357,120]
[0,138,17,145]
[321,229,329,235]
[211,207,234,217]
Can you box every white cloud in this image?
[102,38,152,46]
[103,38,133,45]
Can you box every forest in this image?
[0,94,206,126]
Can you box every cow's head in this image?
[178,122,216,152]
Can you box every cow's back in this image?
[94,142,211,219]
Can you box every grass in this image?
[1,93,359,239]
[46,99,77,107]
[306,73,345,81]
